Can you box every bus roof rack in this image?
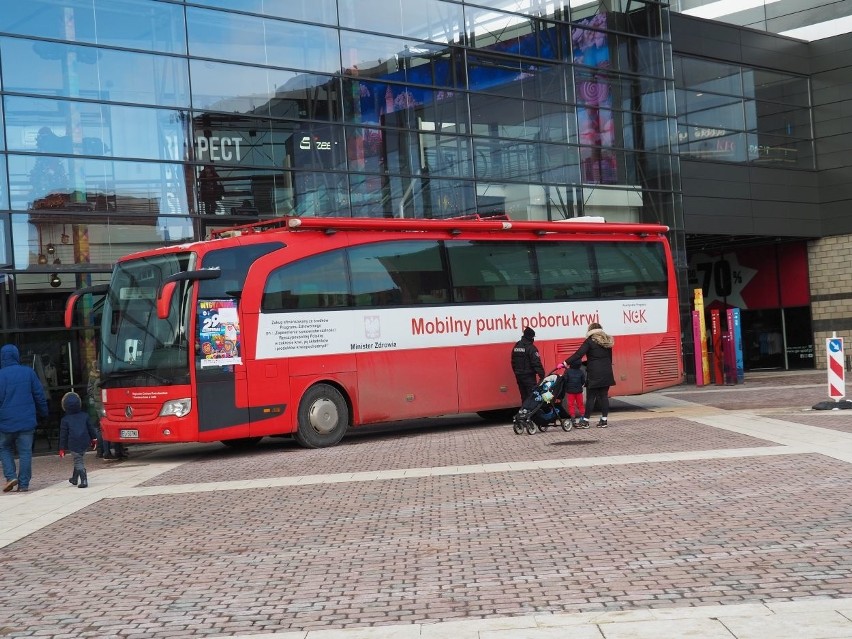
[209,218,289,239]
[209,215,669,239]
[286,216,669,236]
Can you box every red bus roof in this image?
[121,216,670,263]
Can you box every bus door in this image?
[195,297,251,438]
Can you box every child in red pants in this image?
[563,360,586,427]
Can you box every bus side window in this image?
[262,250,349,313]
[446,240,535,304]
[349,240,447,307]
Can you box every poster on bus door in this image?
[198,299,242,367]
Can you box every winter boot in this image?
[69,469,79,486]
[78,470,88,488]
[578,417,590,429]
[597,417,608,428]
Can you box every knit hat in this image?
[523,327,535,339]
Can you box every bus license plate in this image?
[120,429,139,439]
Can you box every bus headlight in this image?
[160,399,192,418]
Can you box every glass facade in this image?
[674,55,813,167]
[0,0,681,408]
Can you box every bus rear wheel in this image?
[294,384,349,448]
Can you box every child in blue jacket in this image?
[59,392,97,488]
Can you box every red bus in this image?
[65,216,682,449]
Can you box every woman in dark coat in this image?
[562,322,615,428]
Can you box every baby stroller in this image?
[512,369,574,435]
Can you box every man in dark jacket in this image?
[563,322,615,428]
[0,344,49,492]
[511,326,545,403]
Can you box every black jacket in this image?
[511,337,545,379]
[59,392,97,454]
[564,329,615,389]
[563,367,586,394]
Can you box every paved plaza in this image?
[2,370,852,638]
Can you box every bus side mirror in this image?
[156,269,221,319]
[64,292,81,329]
[157,281,177,320]
[64,284,109,328]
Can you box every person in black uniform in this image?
[562,322,615,428]
[511,326,545,404]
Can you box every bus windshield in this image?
[101,252,194,387]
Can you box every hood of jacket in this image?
[61,391,83,414]
[588,328,614,349]
[0,344,20,368]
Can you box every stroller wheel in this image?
[525,420,537,435]
[513,420,524,435]
[561,419,573,432]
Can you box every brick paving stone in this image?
[666,384,825,411]
[2,453,852,637]
[139,417,775,487]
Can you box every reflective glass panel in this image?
[409,88,468,134]
[4,96,189,163]
[578,146,619,183]
[189,164,296,217]
[7,154,190,216]
[419,132,472,178]
[750,100,812,139]
[340,31,454,87]
[635,76,669,116]
[475,181,572,218]
[192,115,273,169]
[348,173,475,218]
[341,80,411,126]
[288,171,350,217]
[190,59,340,120]
[749,135,814,169]
[0,157,7,210]
[349,173,397,217]
[470,94,574,143]
[190,0,339,25]
[186,8,340,74]
[465,6,535,53]
[467,53,564,99]
[674,57,742,97]
[678,129,747,163]
[347,124,473,179]
[339,0,463,43]
[635,150,674,191]
[11,212,193,272]
[744,69,810,107]
[680,97,745,131]
[465,0,564,14]
[0,0,186,54]
[0,37,190,107]
[473,139,576,183]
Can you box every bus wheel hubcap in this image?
[309,398,339,434]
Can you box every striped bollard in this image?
[827,333,845,402]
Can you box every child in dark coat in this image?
[563,360,587,428]
[59,392,97,488]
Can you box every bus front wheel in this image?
[294,384,349,448]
